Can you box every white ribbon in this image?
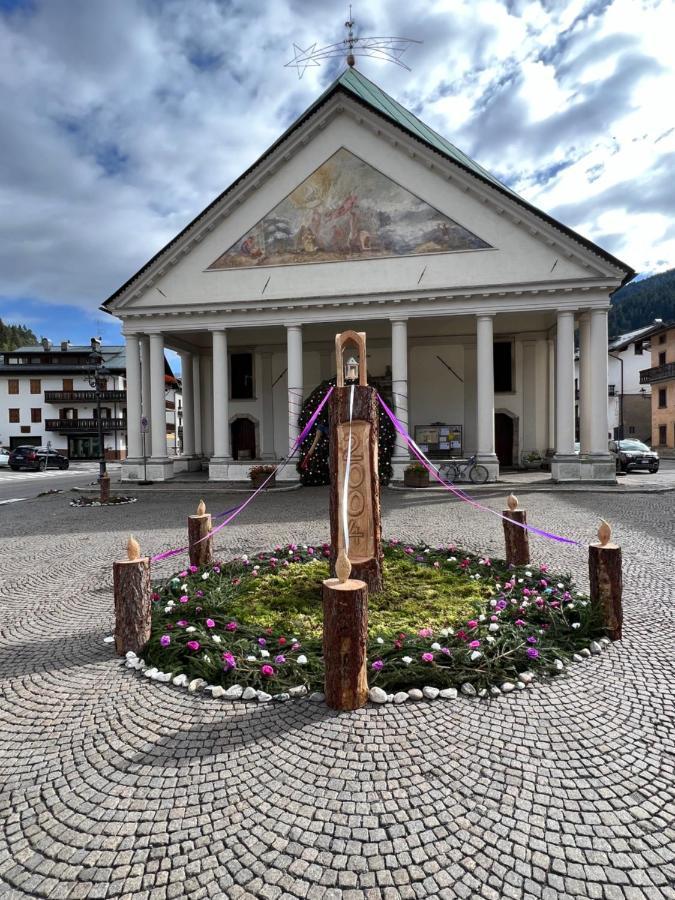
[341,384,355,558]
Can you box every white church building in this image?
[103,68,634,484]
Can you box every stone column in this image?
[139,335,152,457]
[521,340,537,458]
[179,351,195,459]
[579,313,592,454]
[211,329,231,461]
[124,333,142,465]
[192,354,202,457]
[286,324,303,453]
[547,337,555,454]
[261,351,276,460]
[551,310,579,481]
[476,314,498,479]
[149,333,168,461]
[588,309,614,480]
[391,319,409,467]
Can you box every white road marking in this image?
[0,498,27,505]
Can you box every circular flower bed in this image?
[139,540,605,697]
[70,495,137,507]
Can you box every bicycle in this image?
[438,454,489,484]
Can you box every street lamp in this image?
[87,338,110,486]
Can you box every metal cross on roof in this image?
[285,6,421,79]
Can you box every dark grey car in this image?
[609,439,659,473]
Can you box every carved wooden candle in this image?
[322,569,369,711]
[502,493,530,566]
[589,520,623,641]
[113,535,152,656]
[188,499,213,569]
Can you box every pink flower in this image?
[467,620,478,629]
[226,621,238,631]
[515,619,526,627]
[433,561,440,569]
[189,565,198,574]
[258,638,266,647]
[291,642,301,651]
[160,635,171,647]
[418,627,433,638]
[261,664,275,677]
[179,595,189,604]
[469,640,481,649]
[177,620,188,627]
[421,652,434,663]
[371,660,384,671]
[274,654,286,664]
[205,618,216,629]
[179,570,187,578]
[213,566,221,574]
[186,640,200,651]
[222,652,236,669]
[151,592,161,602]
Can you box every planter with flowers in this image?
[249,464,276,489]
[403,462,430,487]
[521,451,543,470]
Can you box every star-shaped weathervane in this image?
[285,7,421,79]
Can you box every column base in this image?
[475,453,500,483]
[579,454,616,483]
[208,458,300,482]
[172,455,202,473]
[550,454,580,481]
[121,458,144,482]
[391,455,412,481]
[146,458,175,481]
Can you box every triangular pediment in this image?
[207,148,491,270]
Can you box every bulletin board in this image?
[414,424,463,458]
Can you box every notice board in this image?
[414,424,463,458]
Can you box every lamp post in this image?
[87,339,110,488]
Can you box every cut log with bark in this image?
[502,509,530,566]
[589,543,623,641]
[113,555,152,656]
[322,577,369,710]
[188,513,213,568]
[100,472,111,503]
[328,384,383,593]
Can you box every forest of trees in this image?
[609,267,675,337]
[0,318,38,351]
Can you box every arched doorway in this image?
[495,411,518,468]
[231,417,257,460]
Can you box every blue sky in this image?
[1,0,674,355]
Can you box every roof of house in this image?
[102,66,635,310]
[608,321,672,352]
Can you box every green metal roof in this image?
[334,68,520,198]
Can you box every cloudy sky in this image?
[1,0,674,351]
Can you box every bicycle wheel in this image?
[442,464,460,482]
[470,464,489,484]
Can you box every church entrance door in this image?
[495,413,514,467]
[231,417,256,460]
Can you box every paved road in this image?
[0,487,673,899]
[0,463,120,504]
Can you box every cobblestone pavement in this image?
[1,487,674,900]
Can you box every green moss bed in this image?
[140,540,605,695]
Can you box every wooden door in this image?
[495,413,513,467]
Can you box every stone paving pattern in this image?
[0,486,674,899]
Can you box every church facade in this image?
[103,68,633,484]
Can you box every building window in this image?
[493,342,512,393]
[659,351,666,365]
[628,425,636,434]
[63,378,73,391]
[658,388,667,408]
[231,352,254,399]
[9,408,20,423]
[8,379,19,394]
[30,379,41,394]
[659,424,667,445]
[634,341,643,355]
[608,384,616,396]
[31,408,42,423]
[659,334,666,344]
[20,426,31,434]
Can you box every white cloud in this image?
[0,0,673,325]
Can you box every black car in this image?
[608,439,659,473]
[8,446,70,471]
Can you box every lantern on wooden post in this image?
[589,520,623,641]
[502,494,530,566]
[113,535,152,656]
[188,499,213,568]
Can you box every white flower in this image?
[431,642,441,651]
[297,655,308,665]
[439,628,450,637]
[185,626,196,633]
[522,600,530,607]
[402,656,413,665]
[572,623,581,629]
[260,649,270,658]
[525,571,532,577]
[424,548,430,554]
[495,583,502,590]
[253,565,259,571]
[181,583,188,591]
[486,636,496,644]
[246,655,256,661]
[376,637,384,644]
[557,583,564,589]
[489,623,499,632]
[489,599,497,608]
[241,555,248,561]
[448,557,457,562]
[518,578,524,584]
[164,606,172,613]
[212,635,221,643]
[470,650,482,661]
[201,572,209,580]
[478,614,486,622]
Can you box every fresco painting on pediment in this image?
[207,148,491,270]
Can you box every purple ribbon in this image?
[152,386,335,562]
[376,393,580,547]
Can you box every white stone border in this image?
[120,637,611,705]
[70,496,138,508]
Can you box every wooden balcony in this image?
[45,418,127,432]
[640,362,675,385]
[44,390,126,403]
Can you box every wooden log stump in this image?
[114,535,152,656]
[589,520,623,641]
[188,499,213,569]
[100,472,111,504]
[502,495,530,566]
[322,576,369,710]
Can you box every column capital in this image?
[390,316,408,325]
[557,309,576,320]
[208,325,227,334]
[476,313,495,321]
[285,323,302,333]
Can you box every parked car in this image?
[0,447,10,467]
[608,439,659,473]
[8,446,70,471]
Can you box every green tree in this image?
[0,318,39,351]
